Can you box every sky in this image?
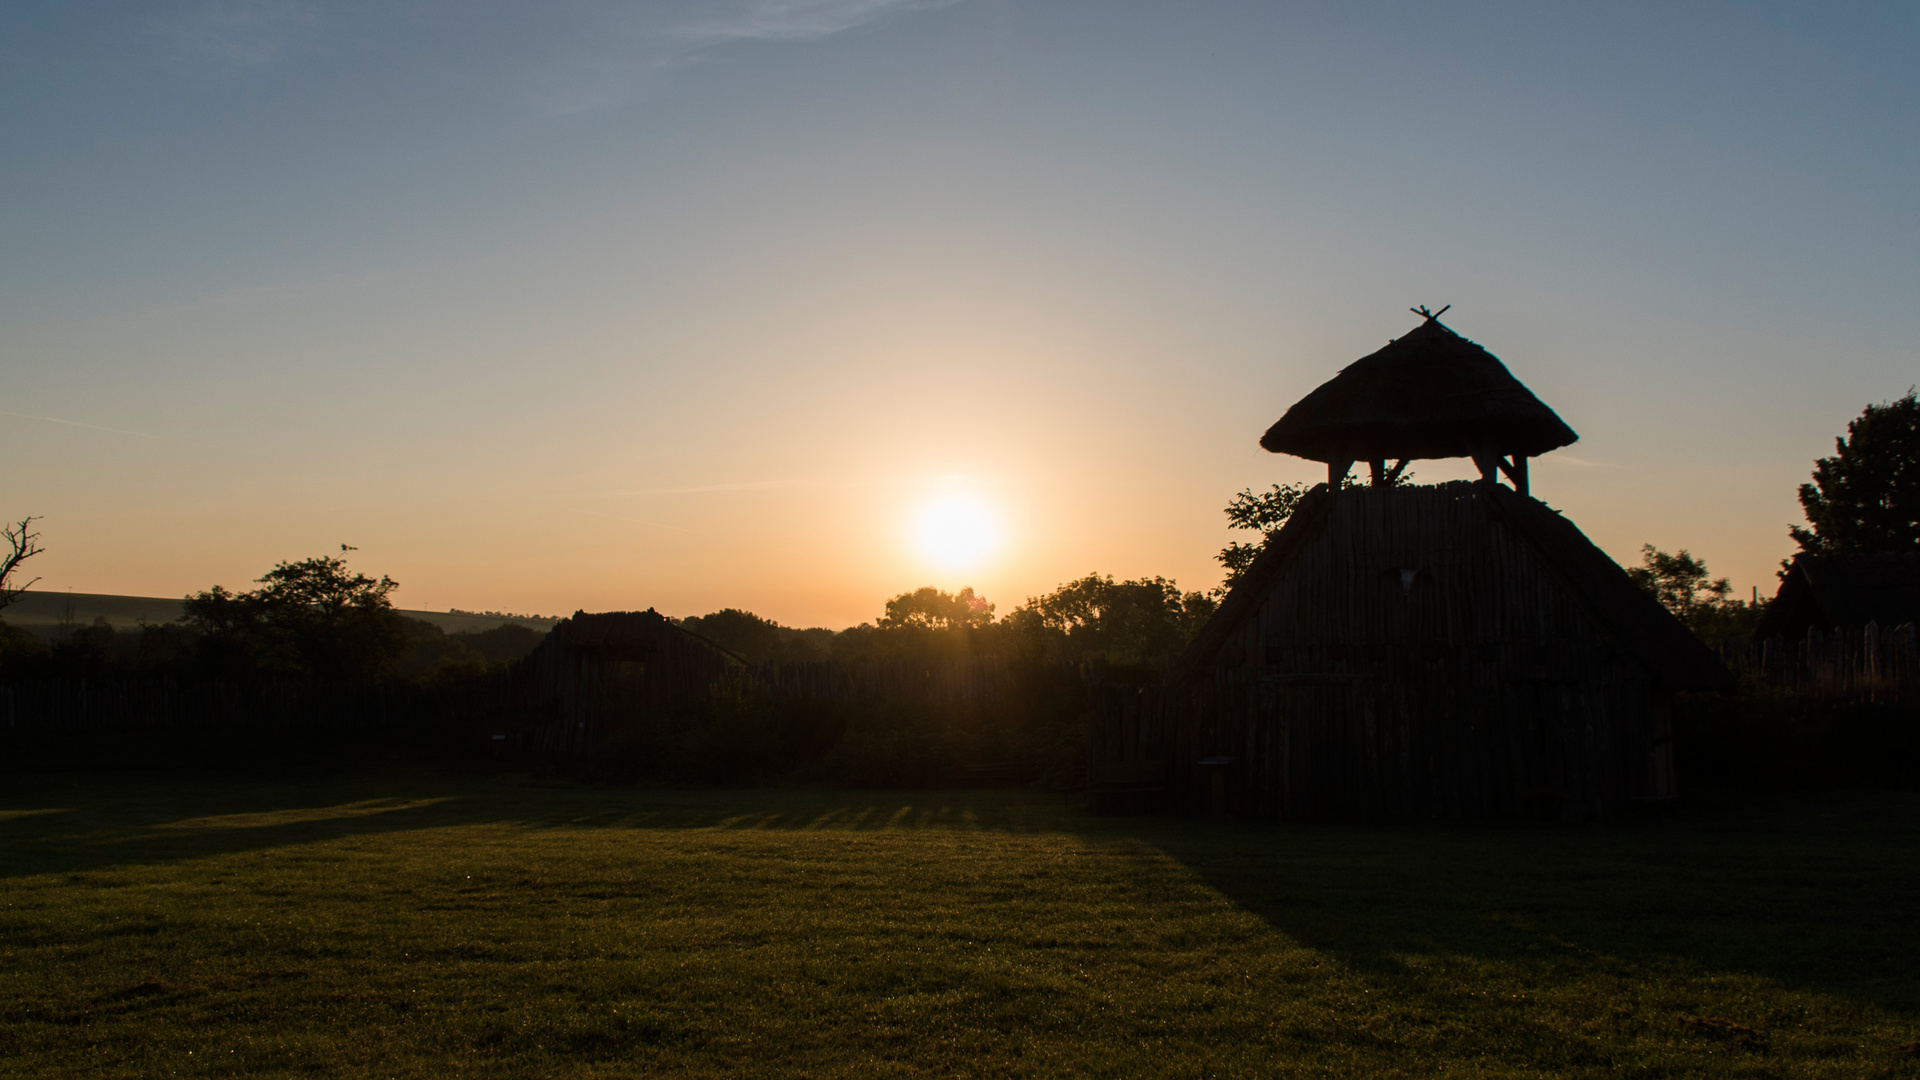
[2,1,1916,627]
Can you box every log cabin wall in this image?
[1169,482,1675,821]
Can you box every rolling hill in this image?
[0,590,560,638]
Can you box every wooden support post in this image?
[1368,459,1387,486]
[1471,451,1499,484]
[1495,454,1529,497]
[1384,458,1410,484]
[1328,458,1355,487]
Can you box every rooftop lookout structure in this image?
[1260,306,1579,494]
[1085,308,1731,820]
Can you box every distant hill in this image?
[0,590,562,637]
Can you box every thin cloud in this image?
[155,0,318,72]
[609,478,875,498]
[0,410,182,443]
[569,508,711,537]
[527,0,964,114]
[668,0,963,45]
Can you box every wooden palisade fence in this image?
[0,678,457,731]
[1738,622,1920,704]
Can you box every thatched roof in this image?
[1755,553,1920,640]
[540,608,746,664]
[1172,481,1732,693]
[1261,315,1578,464]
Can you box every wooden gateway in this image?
[1154,309,1732,820]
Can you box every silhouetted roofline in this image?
[1169,483,1336,686]
[1173,481,1731,692]
[544,608,749,665]
[1261,316,1578,464]
[1755,552,1920,640]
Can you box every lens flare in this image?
[912,493,1001,572]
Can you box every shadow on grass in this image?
[5,770,1920,1020]
[0,771,1078,882]
[1123,792,1920,1019]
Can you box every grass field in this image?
[4,772,1919,1078]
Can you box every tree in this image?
[1626,544,1765,644]
[1215,483,1309,587]
[1002,574,1214,667]
[880,587,995,631]
[1791,390,1920,554]
[182,549,406,682]
[0,516,44,613]
[1627,546,1728,623]
[1213,472,1414,590]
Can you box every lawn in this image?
[3,771,1919,1078]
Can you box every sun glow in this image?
[911,492,1003,572]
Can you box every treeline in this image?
[0,554,542,686]
[0,552,1224,694]
[625,575,1218,785]
[678,573,1216,679]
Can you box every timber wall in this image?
[1162,483,1672,821]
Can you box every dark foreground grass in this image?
[3,772,1919,1079]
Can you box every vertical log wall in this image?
[1158,483,1674,821]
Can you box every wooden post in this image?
[1368,459,1387,486]
[1494,454,1529,497]
[1328,458,1355,487]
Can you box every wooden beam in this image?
[1384,458,1410,484]
[1470,451,1499,484]
[1368,459,1387,486]
[1328,458,1355,487]
[1495,454,1529,497]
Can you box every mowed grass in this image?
[3,773,1920,1078]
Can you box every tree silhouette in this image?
[1627,544,1766,644]
[182,551,404,682]
[1792,391,1920,554]
[0,516,43,612]
[1002,575,1213,666]
[880,587,995,631]
[1214,483,1309,587]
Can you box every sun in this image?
[912,493,1002,572]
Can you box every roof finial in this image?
[1410,304,1451,322]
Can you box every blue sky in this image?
[3,1,1915,624]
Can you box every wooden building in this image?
[504,609,742,758]
[1136,310,1731,820]
[1756,552,1920,640]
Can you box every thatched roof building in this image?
[1757,553,1920,640]
[1152,481,1731,820]
[1094,310,1730,820]
[1260,308,1577,492]
[504,609,742,758]
[1176,482,1730,696]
